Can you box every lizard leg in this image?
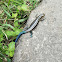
[30,31,33,38]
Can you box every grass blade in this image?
[18,18,27,22]
[3,8,11,17]
[2,24,14,29]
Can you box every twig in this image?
[4,17,7,24]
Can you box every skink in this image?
[15,13,45,43]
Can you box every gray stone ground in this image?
[13,0,62,62]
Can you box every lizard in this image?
[15,13,45,43]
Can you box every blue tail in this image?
[15,31,26,43]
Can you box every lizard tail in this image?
[15,31,26,43]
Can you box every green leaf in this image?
[2,24,14,29]
[15,29,22,35]
[8,42,15,52]
[5,31,11,37]
[6,51,9,55]
[14,21,19,27]
[17,6,21,10]
[9,51,14,57]
[12,13,18,18]
[5,30,16,37]
[20,4,28,11]
[7,42,15,57]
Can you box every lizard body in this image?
[15,13,45,43]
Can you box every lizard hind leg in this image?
[30,31,33,38]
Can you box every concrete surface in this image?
[12,0,62,62]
